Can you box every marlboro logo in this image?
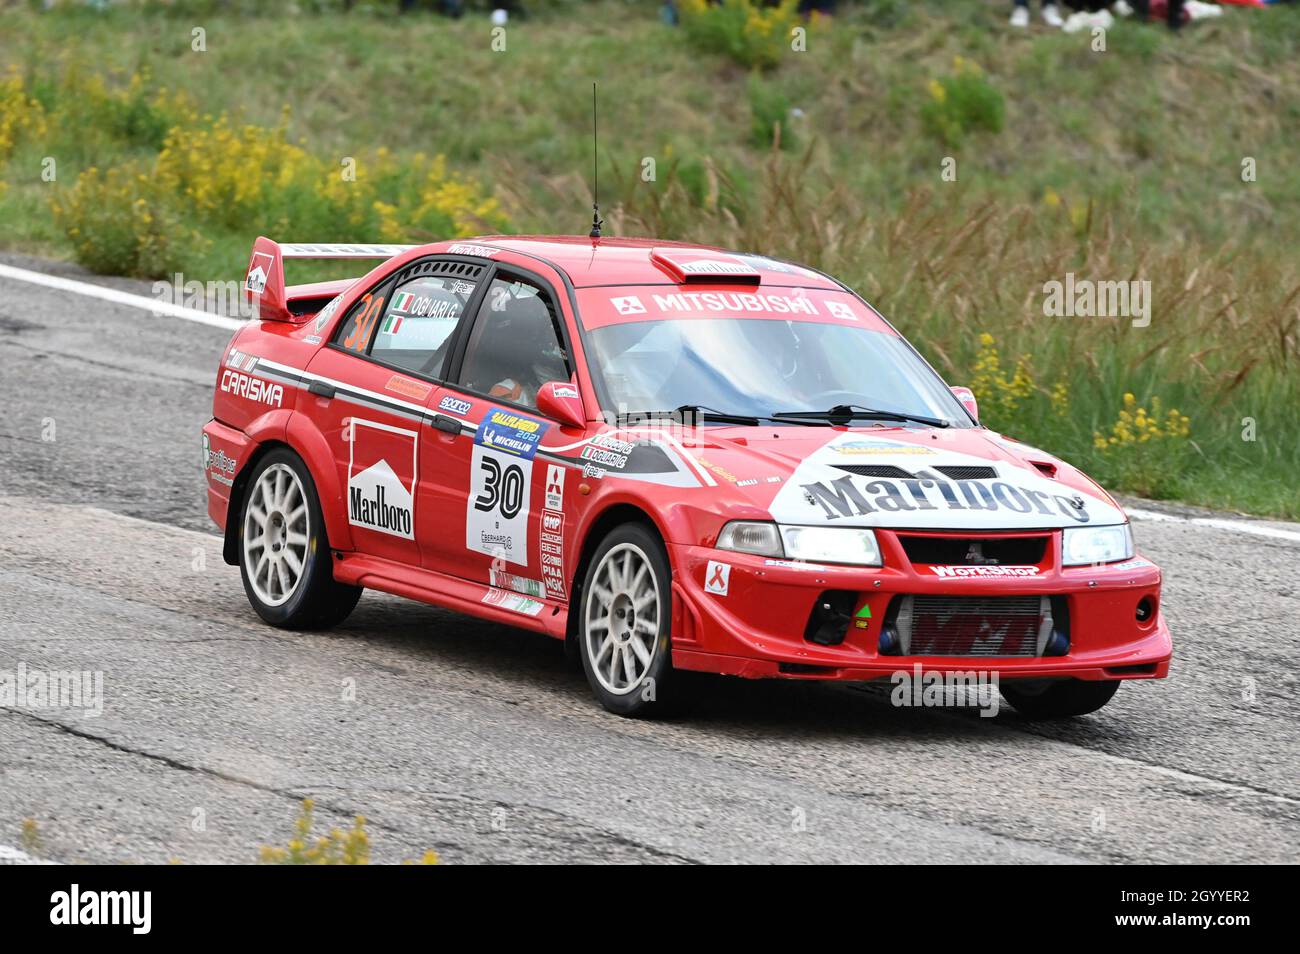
[347,420,417,539]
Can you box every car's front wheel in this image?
[238,448,361,629]
[579,523,676,717]
[1000,679,1119,719]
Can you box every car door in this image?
[421,267,575,601]
[305,258,487,568]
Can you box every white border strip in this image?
[0,263,245,331]
[1127,507,1300,543]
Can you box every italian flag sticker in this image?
[381,313,403,334]
[392,291,415,312]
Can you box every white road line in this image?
[1127,507,1300,543]
[0,843,58,865]
[0,262,245,332]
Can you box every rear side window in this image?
[335,288,389,354]
[369,274,474,378]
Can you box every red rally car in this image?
[203,235,1172,719]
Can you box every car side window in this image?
[369,274,474,378]
[457,275,569,409]
[335,285,390,355]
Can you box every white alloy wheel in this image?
[584,542,661,695]
[242,462,311,607]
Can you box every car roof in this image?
[470,235,845,290]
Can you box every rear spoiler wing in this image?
[243,236,416,322]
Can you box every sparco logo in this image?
[349,484,411,536]
[220,369,283,407]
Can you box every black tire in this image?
[1000,679,1120,719]
[237,448,361,630]
[578,523,677,717]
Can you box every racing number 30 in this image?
[474,457,524,519]
[343,293,386,352]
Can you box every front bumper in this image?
[202,418,254,532]
[668,531,1172,683]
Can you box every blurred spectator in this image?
[1010,1,1064,27]
[1133,0,1186,28]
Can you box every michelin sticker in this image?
[466,408,550,566]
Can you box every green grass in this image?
[1,0,1297,518]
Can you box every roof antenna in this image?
[589,81,603,241]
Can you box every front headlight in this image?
[781,526,882,566]
[716,521,882,566]
[716,521,783,556]
[1062,523,1134,566]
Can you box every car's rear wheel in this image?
[1000,678,1119,719]
[579,524,675,717]
[239,448,361,629]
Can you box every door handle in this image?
[308,380,335,399]
[430,414,461,435]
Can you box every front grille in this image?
[898,534,1048,567]
[833,464,915,479]
[899,595,1046,657]
[934,465,998,480]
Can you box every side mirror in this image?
[951,386,979,422]
[536,381,585,429]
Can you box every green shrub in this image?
[748,74,794,150]
[679,0,803,71]
[920,57,1005,148]
[49,160,207,277]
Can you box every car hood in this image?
[678,426,1126,530]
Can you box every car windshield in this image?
[584,317,971,426]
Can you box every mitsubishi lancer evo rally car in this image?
[203,235,1171,719]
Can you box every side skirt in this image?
[332,551,569,640]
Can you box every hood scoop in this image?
[933,465,998,480]
[834,464,999,481]
[833,464,916,479]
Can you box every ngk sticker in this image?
[540,509,566,599]
[348,419,418,539]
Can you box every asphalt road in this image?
[0,253,1296,864]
